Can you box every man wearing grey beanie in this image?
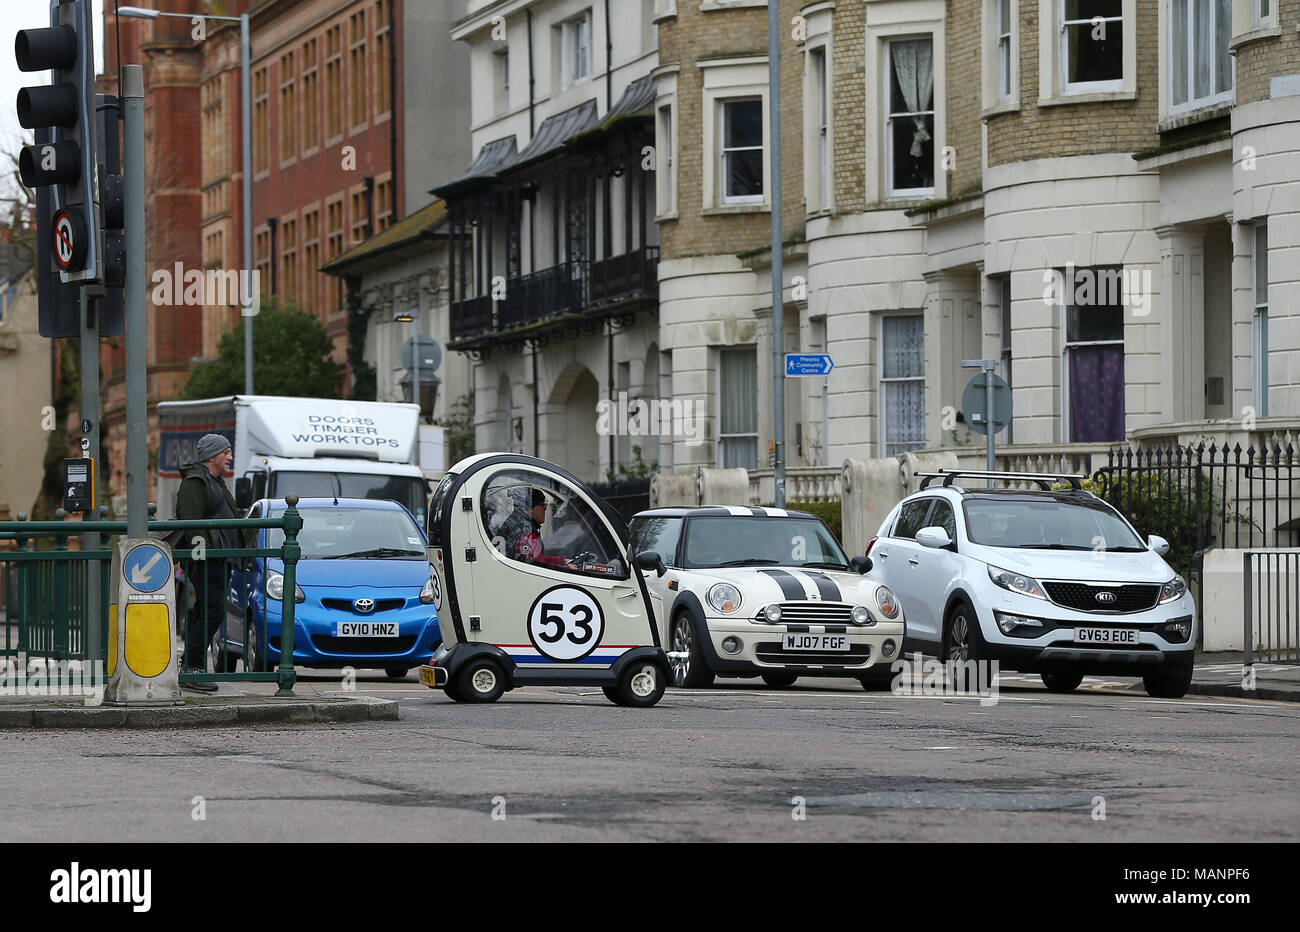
[174,433,238,691]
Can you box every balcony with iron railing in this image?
[449,246,659,345]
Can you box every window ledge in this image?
[1038,89,1136,108]
[805,207,833,220]
[981,99,1020,120]
[702,203,769,216]
[1229,25,1282,52]
[700,0,767,10]
[1155,102,1233,135]
[652,8,677,24]
[655,210,679,222]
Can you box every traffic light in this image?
[16,0,101,284]
[95,93,125,335]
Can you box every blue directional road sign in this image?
[124,542,171,593]
[785,354,834,377]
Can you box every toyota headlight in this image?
[1158,576,1187,604]
[707,583,742,614]
[266,569,305,603]
[987,565,1048,600]
[874,586,900,620]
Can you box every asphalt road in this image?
[2,673,1297,842]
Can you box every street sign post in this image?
[785,354,834,377]
[961,360,1013,486]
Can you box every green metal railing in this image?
[0,495,303,697]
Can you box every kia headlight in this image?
[987,565,1048,601]
[874,586,900,620]
[266,569,305,603]
[1158,576,1187,604]
[707,583,742,614]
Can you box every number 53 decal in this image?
[527,585,606,662]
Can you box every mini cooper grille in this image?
[1042,582,1161,614]
[758,603,856,624]
[310,635,418,654]
[321,598,406,613]
[755,642,873,665]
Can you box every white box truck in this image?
[156,395,430,522]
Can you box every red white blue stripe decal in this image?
[498,644,635,665]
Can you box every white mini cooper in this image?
[628,506,905,689]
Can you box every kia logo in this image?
[1095,591,1117,604]
[354,598,376,614]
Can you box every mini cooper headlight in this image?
[420,576,436,604]
[987,565,1049,600]
[875,586,900,620]
[266,570,305,603]
[851,604,873,625]
[707,583,742,614]
[1158,576,1187,604]
[763,603,782,622]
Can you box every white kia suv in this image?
[868,471,1197,698]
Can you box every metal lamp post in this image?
[394,309,420,467]
[117,5,254,395]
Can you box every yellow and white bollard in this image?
[103,538,181,704]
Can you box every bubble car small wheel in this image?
[457,657,506,703]
[608,662,665,708]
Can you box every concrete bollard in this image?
[841,457,910,555]
[649,472,698,507]
[898,451,961,495]
[697,467,749,506]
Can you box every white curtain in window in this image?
[890,39,933,157]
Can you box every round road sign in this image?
[961,371,1013,435]
[51,209,87,272]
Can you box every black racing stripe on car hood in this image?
[802,571,842,602]
[760,568,806,600]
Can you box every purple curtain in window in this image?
[1069,346,1125,442]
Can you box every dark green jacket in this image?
[175,463,242,551]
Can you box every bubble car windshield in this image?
[682,516,850,569]
[480,469,626,579]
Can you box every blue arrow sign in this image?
[785,354,834,377]
[124,543,171,593]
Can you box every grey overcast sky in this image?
[1,1,107,158]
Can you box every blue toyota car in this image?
[210,497,441,678]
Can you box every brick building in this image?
[94,0,470,507]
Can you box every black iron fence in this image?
[590,479,651,528]
[1092,440,1298,617]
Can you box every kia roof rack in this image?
[915,469,1085,491]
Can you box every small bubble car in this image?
[417,454,671,706]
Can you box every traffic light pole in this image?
[80,285,101,666]
[123,65,147,540]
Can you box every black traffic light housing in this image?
[16,0,101,284]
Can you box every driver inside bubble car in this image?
[489,486,598,569]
